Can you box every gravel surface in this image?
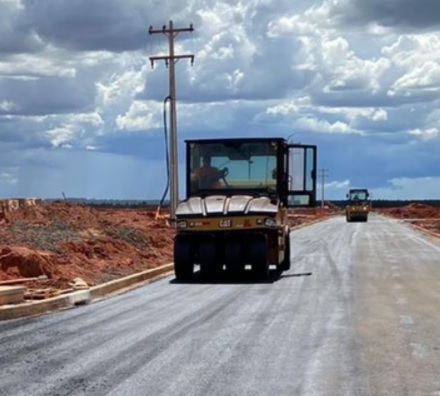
[6,221,81,253]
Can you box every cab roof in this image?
[184,137,287,144]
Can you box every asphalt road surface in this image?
[2,214,440,396]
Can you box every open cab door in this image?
[287,144,317,207]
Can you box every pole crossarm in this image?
[149,24,194,35]
[149,55,195,68]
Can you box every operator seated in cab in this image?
[191,156,228,189]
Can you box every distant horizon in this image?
[1,197,439,204]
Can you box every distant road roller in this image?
[345,188,370,222]
[173,137,318,281]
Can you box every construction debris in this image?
[68,278,89,290]
[24,288,58,300]
[0,275,48,286]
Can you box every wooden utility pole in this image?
[148,20,194,220]
[319,168,329,208]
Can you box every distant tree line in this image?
[331,199,440,208]
[87,201,167,210]
[49,198,168,210]
[56,197,440,209]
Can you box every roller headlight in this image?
[264,218,276,227]
[177,220,188,229]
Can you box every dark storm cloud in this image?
[0,76,94,116]
[93,132,166,160]
[297,131,440,189]
[0,116,39,141]
[331,0,440,31]
[22,0,195,52]
[0,0,43,54]
[0,117,55,168]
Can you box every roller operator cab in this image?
[345,188,370,223]
[173,137,318,281]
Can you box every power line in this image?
[148,21,195,220]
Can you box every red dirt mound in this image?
[376,203,440,238]
[378,203,440,219]
[0,201,175,289]
[0,246,56,279]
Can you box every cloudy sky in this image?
[1,0,440,201]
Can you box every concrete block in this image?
[68,290,91,306]
[0,286,26,305]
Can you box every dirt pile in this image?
[0,201,175,289]
[376,203,440,236]
[378,203,440,219]
[0,247,55,278]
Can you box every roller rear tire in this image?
[174,236,194,281]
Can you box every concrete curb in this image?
[0,263,174,322]
[89,264,174,301]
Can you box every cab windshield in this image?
[188,141,279,196]
[349,190,369,202]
